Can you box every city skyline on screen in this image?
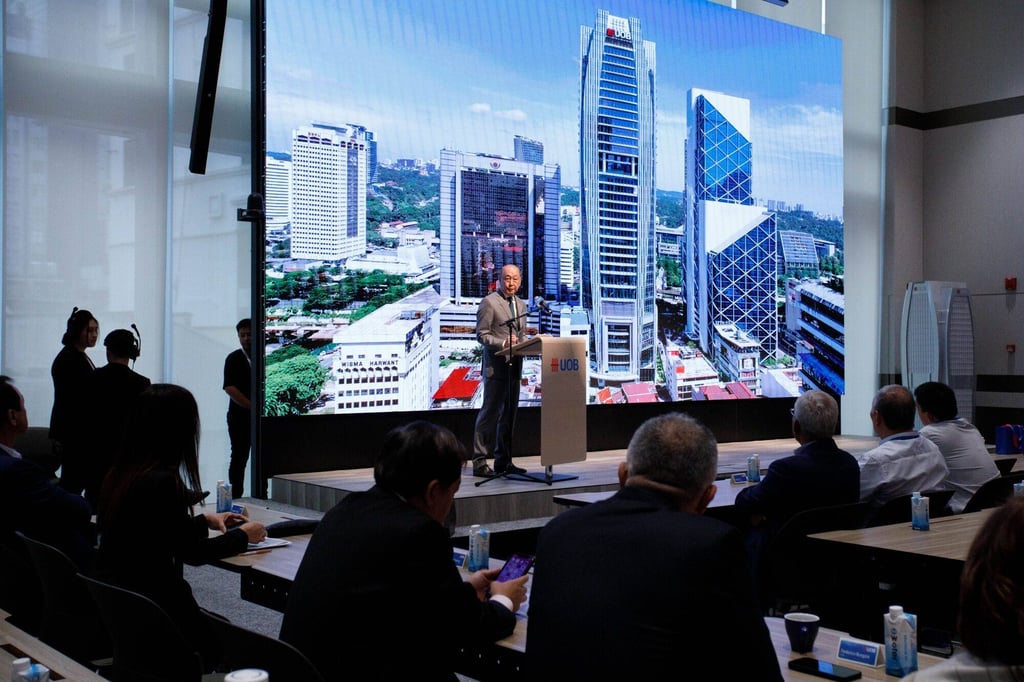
[263,0,846,415]
[266,0,842,215]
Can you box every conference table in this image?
[463,609,947,681]
[0,608,106,681]
[808,507,993,563]
[805,509,994,642]
[216,506,950,682]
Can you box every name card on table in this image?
[837,637,884,667]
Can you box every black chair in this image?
[15,532,111,669]
[758,500,869,619]
[0,538,44,635]
[962,471,1024,513]
[79,573,219,682]
[205,612,325,681]
[994,457,1017,476]
[863,489,955,527]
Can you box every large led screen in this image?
[263,0,844,416]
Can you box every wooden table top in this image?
[0,609,106,681]
[808,508,994,562]
[496,615,944,679]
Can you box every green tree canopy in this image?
[265,355,328,416]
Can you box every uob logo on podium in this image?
[550,357,580,372]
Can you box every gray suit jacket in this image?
[476,290,527,359]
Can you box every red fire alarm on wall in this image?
[1008,344,1017,354]
[1006,277,1017,291]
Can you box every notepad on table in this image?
[246,537,291,551]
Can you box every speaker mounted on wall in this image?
[188,0,229,175]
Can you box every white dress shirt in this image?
[858,432,948,507]
[920,418,1000,513]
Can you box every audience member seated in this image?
[904,495,1024,681]
[734,390,859,574]
[525,413,783,681]
[858,384,948,508]
[914,381,999,513]
[96,383,266,673]
[82,328,151,508]
[0,376,95,570]
[280,420,526,682]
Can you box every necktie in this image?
[508,296,519,331]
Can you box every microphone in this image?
[130,323,142,362]
[534,296,550,312]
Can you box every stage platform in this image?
[270,435,878,527]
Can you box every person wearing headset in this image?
[81,327,151,507]
[50,307,99,492]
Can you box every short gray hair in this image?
[794,390,839,440]
[626,413,718,494]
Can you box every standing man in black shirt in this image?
[223,318,251,498]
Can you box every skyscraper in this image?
[289,123,368,262]
[579,10,657,384]
[264,152,291,233]
[684,89,778,375]
[513,135,544,164]
[439,147,560,304]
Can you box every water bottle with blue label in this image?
[216,480,233,513]
[468,524,490,572]
[11,658,50,682]
[884,605,918,677]
[747,454,761,482]
[911,492,930,531]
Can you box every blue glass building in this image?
[685,90,778,379]
[579,10,657,384]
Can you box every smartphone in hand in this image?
[496,553,534,582]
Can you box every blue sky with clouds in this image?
[266,0,843,216]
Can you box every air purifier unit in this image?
[900,280,976,423]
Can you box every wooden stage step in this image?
[270,435,878,527]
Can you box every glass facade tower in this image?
[439,148,560,303]
[685,90,778,372]
[579,10,657,384]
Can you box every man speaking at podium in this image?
[472,264,527,477]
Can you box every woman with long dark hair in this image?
[50,307,98,491]
[97,383,265,671]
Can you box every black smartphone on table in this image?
[495,553,534,582]
[788,657,862,681]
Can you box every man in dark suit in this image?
[735,389,860,531]
[0,376,94,568]
[472,264,528,476]
[734,390,860,591]
[82,328,151,506]
[280,421,527,682]
[525,413,783,681]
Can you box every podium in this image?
[489,334,587,485]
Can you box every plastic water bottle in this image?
[747,454,761,482]
[216,480,233,513]
[468,524,490,572]
[11,658,50,682]
[910,492,930,531]
[884,605,918,677]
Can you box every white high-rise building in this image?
[579,10,657,383]
[265,153,291,234]
[331,287,442,413]
[290,124,368,261]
